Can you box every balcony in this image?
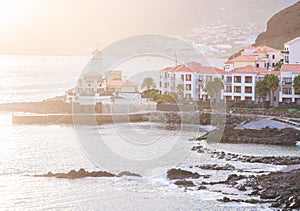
[281,50,289,54]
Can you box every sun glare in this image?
[0,0,30,27]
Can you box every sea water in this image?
[0,55,298,209]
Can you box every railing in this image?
[281,50,289,54]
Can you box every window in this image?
[181,75,184,81]
[226,86,232,93]
[165,72,168,79]
[258,77,264,81]
[245,76,252,83]
[199,75,203,82]
[282,88,292,95]
[206,76,213,81]
[283,77,292,84]
[186,93,192,99]
[186,74,192,81]
[272,55,275,59]
[245,87,252,93]
[186,84,191,91]
[226,96,232,102]
[245,97,252,102]
[159,81,162,88]
[256,64,259,68]
[283,98,292,104]
[226,76,232,83]
[234,96,241,102]
[234,76,241,83]
[272,63,275,67]
[234,86,241,93]
[164,82,168,88]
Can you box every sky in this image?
[0,0,298,55]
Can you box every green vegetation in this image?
[176,84,184,99]
[264,74,279,107]
[255,74,279,107]
[255,80,268,104]
[141,77,156,90]
[294,75,300,93]
[141,89,176,104]
[205,77,223,102]
[274,60,283,71]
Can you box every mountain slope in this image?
[255,1,300,49]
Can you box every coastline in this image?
[1,98,299,209]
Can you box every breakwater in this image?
[12,112,150,125]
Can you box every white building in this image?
[223,66,276,103]
[279,64,300,105]
[224,45,282,71]
[159,62,224,101]
[66,71,107,104]
[282,37,300,64]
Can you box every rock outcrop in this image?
[35,169,142,179]
[255,1,300,50]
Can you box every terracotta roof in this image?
[225,60,234,64]
[83,71,102,78]
[107,80,137,88]
[281,64,300,74]
[256,58,266,62]
[162,62,225,74]
[227,55,257,63]
[285,37,300,45]
[244,45,256,49]
[254,45,280,53]
[227,66,273,75]
[186,62,225,74]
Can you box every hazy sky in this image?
[0,0,298,55]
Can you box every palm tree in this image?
[176,84,184,99]
[263,74,279,107]
[274,60,283,71]
[255,80,268,105]
[141,77,156,90]
[205,77,223,102]
[294,75,300,94]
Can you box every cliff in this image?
[255,1,300,49]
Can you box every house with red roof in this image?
[159,62,224,101]
[224,45,282,72]
[222,66,277,103]
[279,64,300,105]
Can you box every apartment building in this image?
[159,62,224,101]
[282,37,300,64]
[224,45,282,71]
[279,64,300,105]
[223,66,276,103]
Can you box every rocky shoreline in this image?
[35,169,141,179]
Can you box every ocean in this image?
[0,55,299,209]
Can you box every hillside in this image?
[255,1,300,49]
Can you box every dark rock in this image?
[198,185,207,190]
[167,168,201,180]
[217,196,231,202]
[271,201,281,208]
[198,163,235,171]
[174,180,195,187]
[35,169,116,179]
[236,184,246,191]
[244,198,259,204]
[260,189,279,199]
[117,171,141,177]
